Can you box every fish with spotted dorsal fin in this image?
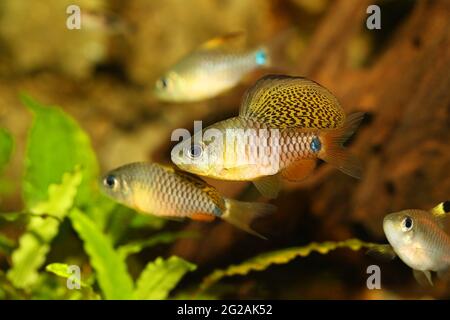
[100,162,275,238]
[171,75,364,198]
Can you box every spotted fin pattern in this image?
[239,75,346,129]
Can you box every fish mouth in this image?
[383,217,401,248]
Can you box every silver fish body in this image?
[383,209,450,273]
[154,33,270,102]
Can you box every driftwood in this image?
[168,0,450,297]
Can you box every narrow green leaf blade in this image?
[7,170,82,289]
[69,208,134,299]
[200,239,379,292]
[134,256,196,300]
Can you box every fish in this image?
[153,31,275,103]
[99,162,276,238]
[371,201,450,286]
[171,75,364,198]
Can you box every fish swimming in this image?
[153,31,274,103]
[171,75,364,198]
[372,201,450,285]
[100,162,276,238]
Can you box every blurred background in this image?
[0,0,449,299]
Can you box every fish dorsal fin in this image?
[429,201,450,230]
[173,168,226,211]
[430,201,450,219]
[198,31,246,52]
[281,159,316,182]
[239,75,346,129]
[366,244,397,261]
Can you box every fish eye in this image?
[157,77,168,90]
[188,143,203,159]
[310,137,321,153]
[104,175,117,189]
[401,216,413,232]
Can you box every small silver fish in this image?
[378,202,450,285]
[153,32,273,103]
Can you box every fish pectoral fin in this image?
[191,212,216,222]
[366,244,397,261]
[199,31,246,52]
[413,269,434,286]
[281,159,316,182]
[253,174,281,199]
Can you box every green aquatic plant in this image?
[199,239,379,293]
[0,95,196,299]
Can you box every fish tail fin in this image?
[319,112,365,179]
[254,28,296,69]
[222,199,276,239]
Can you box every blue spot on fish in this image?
[213,206,223,217]
[255,50,267,66]
[310,137,321,153]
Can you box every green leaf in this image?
[7,170,82,289]
[117,231,198,259]
[200,239,379,292]
[134,256,196,300]
[21,94,98,209]
[45,263,89,288]
[129,213,166,230]
[0,127,13,172]
[69,208,134,299]
[0,233,15,255]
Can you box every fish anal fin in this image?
[281,159,316,182]
[191,213,216,222]
[253,174,281,199]
[199,31,246,51]
[413,269,433,286]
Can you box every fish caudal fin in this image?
[253,174,281,199]
[319,112,365,179]
[255,28,296,71]
[222,199,276,239]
